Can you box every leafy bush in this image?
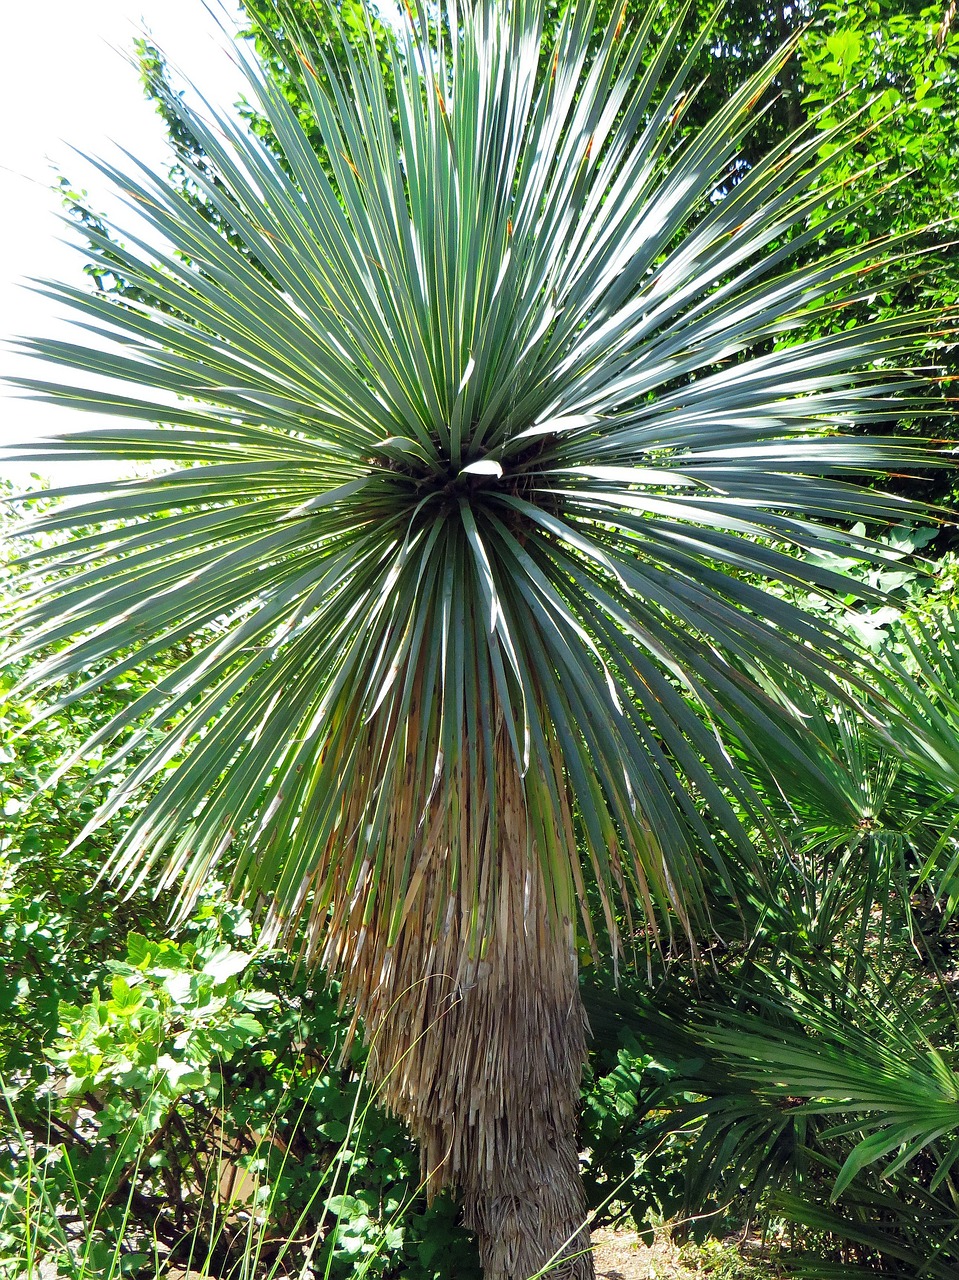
[1,904,480,1279]
[579,991,693,1236]
[0,662,174,1082]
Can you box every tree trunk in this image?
[423,876,592,1280]
[318,716,594,1278]
[370,866,593,1280]
[459,1011,594,1278]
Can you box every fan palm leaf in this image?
[691,966,959,1277]
[702,971,959,1197]
[596,960,959,1277]
[879,606,959,792]
[1,1,945,1274]
[717,673,951,973]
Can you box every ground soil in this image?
[591,1226,781,1279]
[592,1228,702,1279]
[154,1227,781,1279]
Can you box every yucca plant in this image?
[1,0,945,1274]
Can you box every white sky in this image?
[0,0,248,488]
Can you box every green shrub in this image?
[1,904,480,1279]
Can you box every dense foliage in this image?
[8,530,959,1277]
[239,0,959,516]
[4,0,959,1276]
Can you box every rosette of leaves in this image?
[1,0,945,1274]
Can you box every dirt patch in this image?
[591,1226,781,1279]
[592,1228,695,1279]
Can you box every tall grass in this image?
[2,1052,428,1280]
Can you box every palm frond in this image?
[701,966,959,1201]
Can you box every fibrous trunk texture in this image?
[307,712,594,1279]
[367,843,592,1280]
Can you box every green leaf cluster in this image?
[4,0,959,1274]
[49,930,270,1136]
[1,908,480,1280]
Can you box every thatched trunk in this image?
[315,713,594,1279]
[455,956,593,1280]
[377,881,592,1279]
